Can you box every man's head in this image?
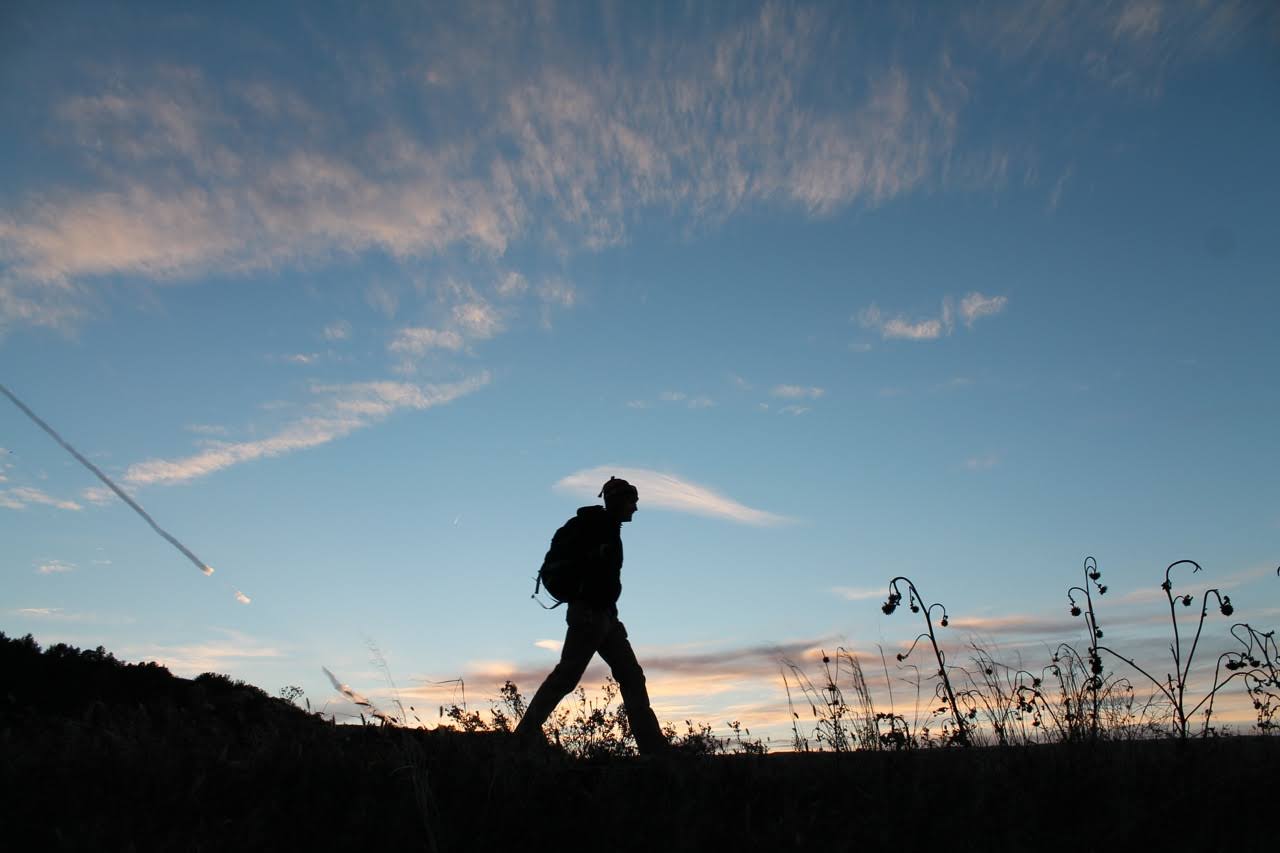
[599,476,639,523]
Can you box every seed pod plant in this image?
[1203,623,1280,734]
[1092,559,1258,740]
[882,576,969,746]
[1065,556,1109,738]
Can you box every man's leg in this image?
[515,604,606,742]
[597,619,667,755]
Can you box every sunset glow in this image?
[3,1,1278,746]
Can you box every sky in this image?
[2,0,1278,745]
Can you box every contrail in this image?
[1,382,215,577]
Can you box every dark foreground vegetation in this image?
[3,631,1277,853]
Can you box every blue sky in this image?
[3,1,1278,741]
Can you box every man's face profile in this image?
[611,496,638,523]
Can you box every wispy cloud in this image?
[81,486,116,504]
[0,485,82,511]
[1047,163,1074,211]
[858,300,951,340]
[386,291,513,373]
[944,613,1081,638]
[401,635,836,712]
[959,292,1009,326]
[0,5,979,332]
[973,0,1273,96]
[124,372,489,487]
[36,559,76,574]
[374,603,1277,740]
[645,391,716,410]
[886,317,946,339]
[554,465,791,526]
[496,271,528,298]
[536,278,575,308]
[389,327,466,356]
[771,385,825,399]
[127,629,284,677]
[2,3,1269,335]
[434,579,1274,738]
[10,607,135,624]
[832,586,886,601]
[1111,562,1280,607]
[451,301,503,339]
[963,453,1000,471]
[322,321,351,341]
[185,423,229,436]
[858,291,1006,341]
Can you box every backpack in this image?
[532,516,589,608]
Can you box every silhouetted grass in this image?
[764,556,1278,752]
[2,557,1275,849]
[4,628,1278,852]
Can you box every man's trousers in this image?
[515,602,666,755]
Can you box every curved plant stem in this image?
[884,576,968,746]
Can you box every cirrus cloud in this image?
[771,385,825,400]
[960,292,1009,326]
[857,291,1006,341]
[554,465,792,527]
[0,486,82,511]
[389,327,466,356]
[123,372,490,487]
[0,4,977,333]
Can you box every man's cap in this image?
[598,476,638,503]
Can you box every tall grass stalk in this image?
[882,576,970,745]
[781,649,878,751]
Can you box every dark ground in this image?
[3,631,1273,852]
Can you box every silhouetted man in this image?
[515,476,667,754]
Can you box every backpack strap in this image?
[531,564,566,609]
